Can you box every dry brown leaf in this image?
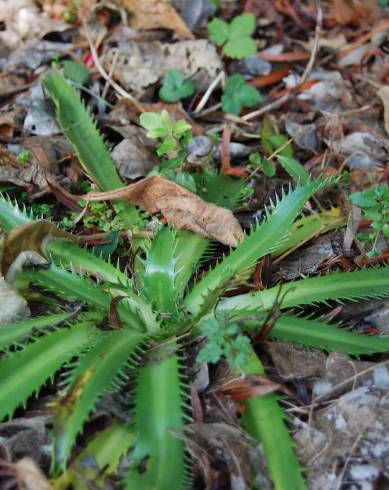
[13,458,52,490]
[117,0,194,39]
[333,0,380,27]
[82,176,243,246]
[1,221,75,277]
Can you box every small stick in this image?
[242,0,322,122]
[83,24,144,113]
[193,71,225,114]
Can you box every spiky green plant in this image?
[1,185,389,489]
[1,72,389,489]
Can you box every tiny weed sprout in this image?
[159,69,195,103]
[222,74,262,115]
[248,151,276,177]
[197,314,252,368]
[260,119,310,183]
[349,184,389,256]
[208,12,257,59]
[140,109,192,156]
[17,149,33,164]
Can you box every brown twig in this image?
[242,0,322,122]
[83,24,144,113]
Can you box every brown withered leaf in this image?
[118,0,194,39]
[333,0,380,27]
[82,176,243,246]
[1,458,53,490]
[215,375,281,402]
[1,221,75,278]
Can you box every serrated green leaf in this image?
[0,321,98,421]
[270,314,389,355]
[0,194,33,232]
[218,266,389,312]
[47,240,130,287]
[21,264,151,331]
[0,312,70,351]
[43,72,122,191]
[139,227,180,314]
[242,351,307,490]
[126,348,189,490]
[52,329,146,474]
[273,208,346,259]
[185,180,324,314]
[43,71,141,228]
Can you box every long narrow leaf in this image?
[126,348,190,490]
[52,329,146,473]
[0,312,69,351]
[0,194,33,232]
[270,314,389,354]
[0,321,98,421]
[43,72,123,191]
[242,351,307,490]
[185,180,324,314]
[218,267,389,312]
[138,227,180,314]
[21,265,152,331]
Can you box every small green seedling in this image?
[63,0,79,23]
[248,152,276,177]
[17,150,33,164]
[260,119,310,183]
[197,314,252,369]
[222,74,261,115]
[159,70,195,103]
[208,12,257,59]
[349,184,389,256]
[140,109,192,156]
[78,201,127,233]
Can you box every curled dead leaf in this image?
[0,457,52,490]
[81,176,244,247]
[215,375,282,402]
[1,221,75,278]
[117,0,194,39]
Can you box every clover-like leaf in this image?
[222,74,262,115]
[159,69,195,103]
[208,13,257,59]
[229,12,256,38]
[208,17,230,46]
